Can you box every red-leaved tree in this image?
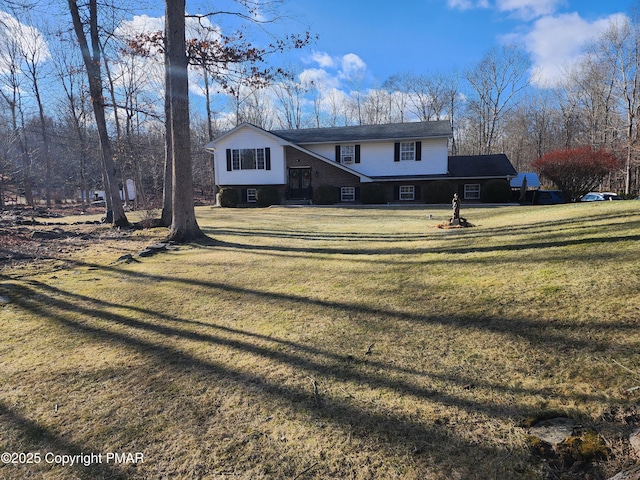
[531,146,621,201]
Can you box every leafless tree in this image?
[465,44,532,154]
[588,15,640,194]
[51,31,92,212]
[0,17,33,205]
[68,0,130,227]
[273,70,309,129]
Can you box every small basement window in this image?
[246,188,257,203]
[341,186,355,202]
[464,184,480,200]
[399,185,415,201]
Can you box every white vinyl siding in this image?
[213,125,285,186]
[305,138,448,177]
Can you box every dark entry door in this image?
[288,168,312,199]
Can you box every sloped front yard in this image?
[1,203,640,479]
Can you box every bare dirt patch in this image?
[0,206,162,274]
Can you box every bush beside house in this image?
[361,183,387,204]
[425,180,456,203]
[314,185,340,205]
[256,187,280,207]
[481,179,511,203]
[218,188,239,207]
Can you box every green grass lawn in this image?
[1,202,640,479]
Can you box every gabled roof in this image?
[204,123,279,150]
[448,154,517,179]
[203,122,372,182]
[271,121,452,144]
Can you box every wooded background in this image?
[1,0,639,209]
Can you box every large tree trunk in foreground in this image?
[160,43,172,227]
[164,0,205,242]
[68,0,129,228]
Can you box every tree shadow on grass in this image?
[6,281,525,478]
[4,263,637,476]
[3,207,639,477]
[199,211,640,259]
[0,401,128,480]
[11,279,618,410]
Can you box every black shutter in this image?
[335,145,341,163]
[241,189,247,203]
[394,143,400,162]
[355,187,361,201]
[226,149,232,171]
[265,147,271,170]
[414,185,421,201]
[393,185,400,200]
[415,141,422,161]
[355,144,361,164]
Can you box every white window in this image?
[341,186,355,202]
[232,150,240,170]
[232,148,266,170]
[464,184,481,200]
[400,142,415,161]
[246,188,257,203]
[341,145,355,164]
[399,185,415,201]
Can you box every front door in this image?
[288,168,312,199]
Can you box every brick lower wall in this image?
[285,147,361,189]
[218,146,505,205]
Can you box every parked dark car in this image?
[519,190,566,205]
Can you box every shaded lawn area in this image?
[1,202,640,479]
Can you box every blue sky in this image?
[105,0,636,92]
[1,0,636,126]
[270,0,636,88]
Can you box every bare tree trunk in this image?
[67,0,129,228]
[165,0,205,242]
[160,41,172,227]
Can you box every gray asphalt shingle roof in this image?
[271,120,452,144]
[448,154,517,178]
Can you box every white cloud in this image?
[523,12,626,87]
[311,51,335,68]
[447,0,489,11]
[299,67,340,92]
[496,0,566,20]
[115,14,164,38]
[341,53,366,74]
[115,14,226,100]
[116,14,221,41]
[0,12,51,70]
[300,52,367,92]
[447,0,564,19]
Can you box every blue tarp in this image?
[510,172,540,189]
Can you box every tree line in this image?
[0,1,639,219]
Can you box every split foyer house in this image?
[204,121,517,204]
